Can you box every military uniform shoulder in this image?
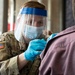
[0,31,22,60]
[0,31,15,41]
[0,31,18,60]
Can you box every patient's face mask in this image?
[14,7,47,42]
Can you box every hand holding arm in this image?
[24,39,46,61]
[18,39,46,70]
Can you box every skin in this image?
[24,15,46,26]
[18,53,28,70]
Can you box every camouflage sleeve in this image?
[0,31,22,61]
[20,56,41,75]
[0,56,20,75]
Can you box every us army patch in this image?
[0,43,5,49]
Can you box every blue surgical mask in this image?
[24,25,44,39]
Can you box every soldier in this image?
[0,1,48,75]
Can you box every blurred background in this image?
[0,0,75,35]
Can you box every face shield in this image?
[14,7,47,42]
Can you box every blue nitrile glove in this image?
[47,33,58,42]
[24,39,46,61]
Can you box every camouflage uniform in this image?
[0,31,46,75]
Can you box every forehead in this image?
[25,15,43,20]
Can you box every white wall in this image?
[15,0,27,17]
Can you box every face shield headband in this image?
[14,7,47,42]
[21,7,47,16]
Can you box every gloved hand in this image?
[47,33,58,42]
[24,39,46,61]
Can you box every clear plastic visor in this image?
[14,7,47,42]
